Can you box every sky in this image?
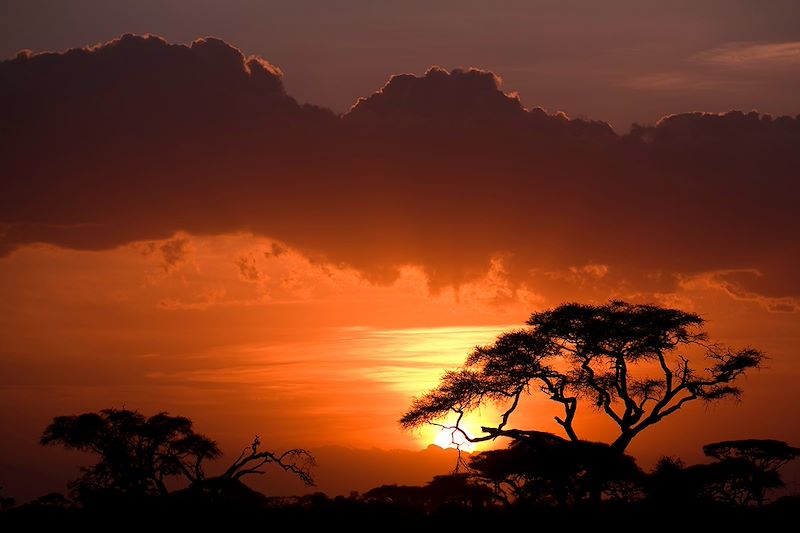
[2,0,800,129]
[1,1,800,501]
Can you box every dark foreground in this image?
[3,497,799,530]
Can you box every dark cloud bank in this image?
[2,35,799,300]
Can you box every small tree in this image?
[701,439,800,506]
[646,457,703,506]
[41,408,221,497]
[401,301,763,451]
[41,408,315,501]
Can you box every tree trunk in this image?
[154,478,169,497]
[611,432,634,453]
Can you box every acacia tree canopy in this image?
[41,408,315,500]
[401,301,764,451]
[701,439,800,506]
[41,408,221,497]
[703,439,800,471]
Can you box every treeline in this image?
[0,408,798,526]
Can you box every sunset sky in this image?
[1,1,799,500]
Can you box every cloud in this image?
[625,41,800,94]
[236,253,263,282]
[545,263,610,285]
[159,237,192,274]
[346,67,524,121]
[694,41,800,68]
[135,234,194,277]
[265,243,288,258]
[1,34,799,306]
[621,72,725,93]
[157,287,228,310]
[676,270,800,313]
[345,65,615,137]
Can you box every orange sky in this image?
[1,232,798,498]
[1,18,799,500]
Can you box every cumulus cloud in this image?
[347,67,524,122]
[1,34,798,306]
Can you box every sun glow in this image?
[359,325,514,450]
[414,404,506,452]
[432,427,477,452]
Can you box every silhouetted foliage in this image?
[41,408,221,499]
[701,439,800,506]
[424,473,497,508]
[0,487,14,512]
[40,409,314,507]
[703,439,800,471]
[171,478,272,511]
[694,457,780,507]
[646,440,800,508]
[470,434,642,506]
[645,457,708,506]
[181,435,315,504]
[218,435,315,486]
[362,474,495,510]
[363,484,426,507]
[362,473,498,512]
[402,301,763,451]
[20,492,72,510]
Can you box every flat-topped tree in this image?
[41,409,222,497]
[702,439,800,506]
[41,408,315,501]
[401,301,763,452]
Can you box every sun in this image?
[432,427,477,452]
[415,403,505,453]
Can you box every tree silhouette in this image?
[701,439,800,506]
[41,408,315,503]
[41,408,221,498]
[470,434,641,506]
[362,483,426,507]
[645,456,710,507]
[362,474,495,510]
[0,486,14,511]
[423,473,497,509]
[217,435,315,486]
[401,301,763,451]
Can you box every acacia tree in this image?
[41,408,314,499]
[701,439,800,506]
[41,409,222,497]
[401,301,763,452]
